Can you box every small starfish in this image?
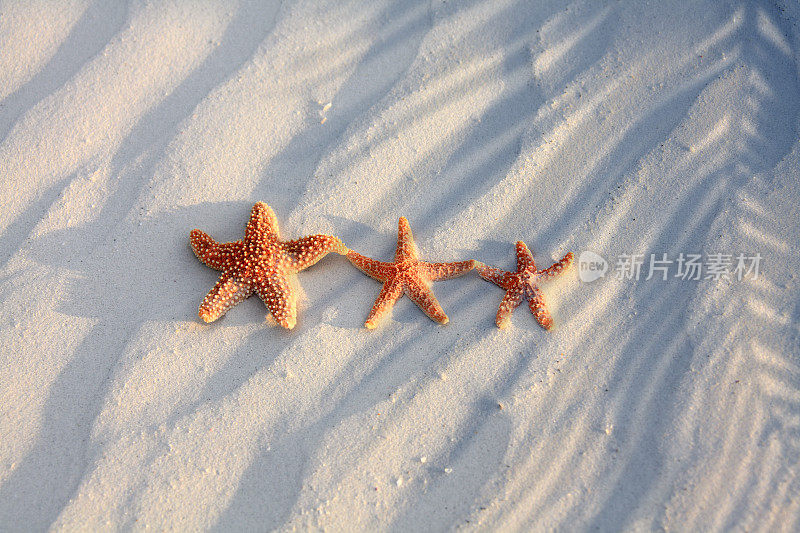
[347,217,476,328]
[478,241,573,330]
[190,202,347,329]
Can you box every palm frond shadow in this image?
[0,0,284,522]
[0,1,130,146]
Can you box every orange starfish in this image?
[190,202,347,329]
[347,217,476,328]
[478,241,573,330]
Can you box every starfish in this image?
[190,202,347,329]
[478,241,573,330]
[347,217,476,328]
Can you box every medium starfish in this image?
[478,241,573,330]
[190,202,347,329]
[347,217,476,328]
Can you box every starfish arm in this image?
[395,217,418,262]
[539,252,574,279]
[516,241,536,272]
[346,250,394,282]
[255,276,298,329]
[198,272,253,323]
[283,234,348,273]
[190,230,243,271]
[363,278,404,329]
[421,259,476,281]
[191,229,220,269]
[495,288,523,329]
[405,278,449,324]
[246,202,280,242]
[478,265,512,289]
[529,287,554,330]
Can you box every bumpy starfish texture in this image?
[478,241,573,330]
[190,202,347,329]
[347,217,476,328]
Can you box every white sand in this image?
[1,0,799,530]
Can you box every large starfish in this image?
[478,241,573,329]
[190,202,347,329]
[347,217,476,328]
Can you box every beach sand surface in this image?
[0,0,799,530]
